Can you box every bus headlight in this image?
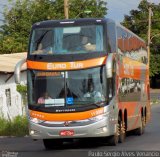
[30,117,44,124]
[89,112,109,121]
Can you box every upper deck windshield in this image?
[28,66,107,112]
[30,25,104,55]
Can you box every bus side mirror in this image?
[105,53,116,100]
[14,58,26,84]
[105,53,115,78]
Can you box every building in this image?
[0,52,27,120]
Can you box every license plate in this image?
[59,130,74,136]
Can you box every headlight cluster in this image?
[89,113,109,121]
[30,117,44,124]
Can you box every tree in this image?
[123,0,160,78]
[69,0,107,18]
[0,0,107,54]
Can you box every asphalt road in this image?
[0,103,160,157]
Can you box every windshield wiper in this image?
[73,100,106,108]
[35,30,49,47]
[32,104,45,110]
[89,101,106,108]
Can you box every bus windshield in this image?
[30,25,104,55]
[28,66,107,112]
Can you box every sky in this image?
[0,0,8,24]
[106,0,160,22]
[106,0,140,22]
[0,0,160,25]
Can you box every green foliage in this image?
[16,84,27,94]
[16,84,27,105]
[0,0,107,54]
[0,116,28,136]
[150,54,160,77]
[69,0,107,18]
[123,0,160,77]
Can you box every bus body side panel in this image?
[116,25,150,132]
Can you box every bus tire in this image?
[119,121,126,143]
[134,116,145,136]
[43,139,63,150]
[108,124,119,146]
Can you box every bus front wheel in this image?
[108,124,119,146]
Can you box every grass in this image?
[151,99,160,105]
[0,116,29,136]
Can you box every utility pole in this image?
[147,4,152,68]
[64,0,69,19]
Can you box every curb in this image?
[0,135,29,138]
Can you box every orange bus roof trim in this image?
[27,56,107,71]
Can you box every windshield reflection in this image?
[30,25,104,55]
[28,66,106,109]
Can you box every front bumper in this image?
[29,117,116,139]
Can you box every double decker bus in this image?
[15,18,150,149]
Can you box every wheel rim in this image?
[115,123,119,144]
[118,121,126,143]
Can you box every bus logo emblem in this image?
[64,121,70,126]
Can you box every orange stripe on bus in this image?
[29,107,104,121]
[119,57,147,79]
[27,56,107,71]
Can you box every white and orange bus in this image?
[15,18,150,149]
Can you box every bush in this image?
[0,116,29,136]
